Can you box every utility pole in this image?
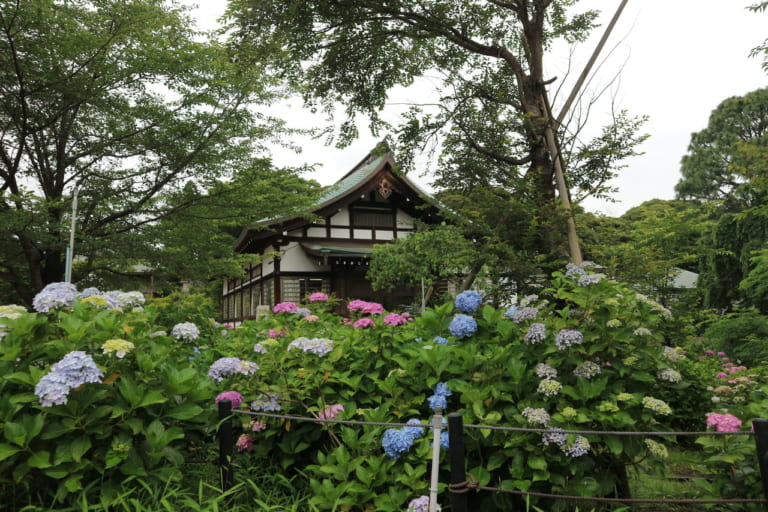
[544,0,630,265]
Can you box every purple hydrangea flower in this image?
[407,496,431,512]
[454,291,482,313]
[542,428,568,447]
[35,351,103,407]
[555,329,584,350]
[512,307,539,323]
[251,393,281,412]
[562,435,591,457]
[448,314,477,338]
[525,323,547,344]
[33,282,78,312]
[573,361,602,379]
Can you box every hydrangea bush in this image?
[0,286,216,507]
[202,267,722,511]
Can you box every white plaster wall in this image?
[279,241,321,272]
[330,207,350,225]
[396,209,415,228]
[307,226,326,237]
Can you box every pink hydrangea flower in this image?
[236,434,254,452]
[268,328,286,338]
[353,318,375,329]
[273,302,298,314]
[716,372,728,379]
[251,420,267,432]
[722,357,730,362]
[717,352,726,356]
[304,314,320,322]
[215,391,244,408]
[705,350,715,355]
[317,404,344,420]
[347,300,384,315]
[383,313,408,326]
[309,292,329,302]
[706,412,742,432]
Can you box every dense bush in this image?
[701,312,768,366]
[0,287,217,509]
[206,265,713,511]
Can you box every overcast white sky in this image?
[185,0,767,217]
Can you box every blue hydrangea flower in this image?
[454,291,482,313]
[427,394,447,411]
[503,306,518,319]
[448,314,477,338]
[434,382,452,397]
[33,282,78,312]
[440,430,450,450]
[511,307,539,323]
[381,428,414,458]
[433,336,448,345]
[403,419,425,441]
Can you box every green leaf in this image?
[70,437,91,463]
[4,422,26,447]
[0,443,22,461]
[28,450,52,468]
[166,403,204,420]
[527,456,548,471]
[137,390,167,408]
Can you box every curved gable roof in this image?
[233,146,438,253]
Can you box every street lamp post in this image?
[64,183,80,283]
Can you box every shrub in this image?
[0,286,217,508]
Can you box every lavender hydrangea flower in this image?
[525,323,547,344]
[33,282,78,312]
[433,336,448,345]
[287,337,334,356]
[454,291,482,313]
[512,307,539,323]
[35,351,103,407]
[578,273,605,286]
[541,427,568,447]
[448,314,477,338]
[295,307,312,317]
[407,496,434,512]
[171,322,200,342]
[562,435,591,457]
[251,393,281,412]
[573,361,602,379]
[555,329,583,350]
[207,357,259,383]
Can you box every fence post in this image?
[218,399,234,492]
[429,407,443,512]
[448,412,468,512]
[753,418,768,504]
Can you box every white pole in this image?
[429,407,443,512]
[64,183,79,283]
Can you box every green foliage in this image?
[0,0,314,304]
[207,266,712,511]
[0,293,217,509]
[701,312,768,366]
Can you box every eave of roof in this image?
[233,145,438,253]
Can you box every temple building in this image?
[221,147,441,322]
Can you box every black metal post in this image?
[753,418,768,506]
[448,412,468,512]
[218,399,234,492]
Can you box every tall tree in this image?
[0,0,308,304]
[675,88,768,209]
[227,0,647,272]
